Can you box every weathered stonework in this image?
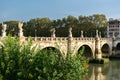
[1,23,119,60]
[21,37,113,59]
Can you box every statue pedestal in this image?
[51,34,56,38]
[19,32,23,37]
[69,34,72,38]
[19,36,25,43]
[2,32,6,37]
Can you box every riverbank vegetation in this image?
[0,36,88,80]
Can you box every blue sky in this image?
[0,0,120,22]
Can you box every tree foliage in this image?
[0,36,88,80]
[0,14,108,37]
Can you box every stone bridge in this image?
[1,22,120,59]
[22,36,113,59]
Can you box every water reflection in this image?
[83,60,120,80]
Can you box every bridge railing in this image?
[99,38,112,41]
[25,37,68,41]
[73,37,95,41]
[24,37,113,42]
[73,37,112,41]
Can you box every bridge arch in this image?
[39,46,65,58]
[114,40,120,49]
[116,43,120,50]
[77,45,93,58]
[101,43,110,56]
[41,46,61,53]
[40,46,64,59]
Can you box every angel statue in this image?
[18,22,23,37]
[81,30,84,38]
[50,28,56,37]
[96,30,99,38]
[18,22,23,32]
[2,23,7,37]
[2,23,7,32]
[69,27,72,37]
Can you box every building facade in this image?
[107,18,120,38]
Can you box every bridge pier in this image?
[112,33,116,55]
[95,53,102,60]
[112,39,116,55]
[67,37,73,53]
[67,27,73,53]
[95,30,102,60]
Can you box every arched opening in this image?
[41,47,62,59]
[101,44,110,57]
[116,43,120,54]
[78,45,93,58]
[116,43,120,50]
[41,47,61,53]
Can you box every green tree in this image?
[90,14,108,28]
[24,18,52,37]
[0,36,88,80]
[0,36,21,80]
[77,14,108,37]
[0,14,108,37]
[4,21,19,36]
[66,15,78,26]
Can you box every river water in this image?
[82,60,120,80]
